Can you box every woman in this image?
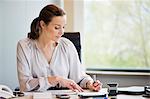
[17,4,102,92]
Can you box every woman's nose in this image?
[59,29,64,36]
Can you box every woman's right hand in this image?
[48,76,84,92]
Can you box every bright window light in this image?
[83,0,150,69]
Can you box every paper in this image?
[24,91,53,99]
[78,92,106,97]
[24,89,108,98]
[33,92,53,99]
[78,89,108,97]
[48,89,77,95]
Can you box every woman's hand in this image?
[58,77,84,92]
[86,80,102,92]
[48,76,84,92]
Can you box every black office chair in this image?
[62,32,81,62]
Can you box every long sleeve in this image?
[17,38,93,91]
[66,40,93,88]
[17,39,51,92]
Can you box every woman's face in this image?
[41,15,66,42]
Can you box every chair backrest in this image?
[62,32,81,62]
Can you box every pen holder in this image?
[107,82,118,96]
[143,86,150,98]
[144,86,150,95]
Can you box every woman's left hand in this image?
[87,80,102,92]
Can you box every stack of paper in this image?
[33,92,52,99]
[78,91,107,98]
[48,89,77,95]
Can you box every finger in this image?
[94,85,101,91]
[93,83,102,91]
[92,86,99,92]
[93,82,99,87]
[76,85,84,92]
[65,82,75,91]
[67,84,76,91]
[69,83,79,92]
[73,85,82,92]
[94,80,102,87]
[69,80,84,92]
[92,84,100,91]
[72,83,84,92]
[98,80,103,87]
[68,86,75,91]
[79,87,84,92]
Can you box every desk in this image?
[14,95,148,99]
[14,89,149,99]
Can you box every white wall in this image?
[0,0,61,89]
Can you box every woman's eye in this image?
[55,27,59,29]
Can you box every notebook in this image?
[78,89,108,98]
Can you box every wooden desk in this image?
[13,89,149,99]
[14,95,149,99]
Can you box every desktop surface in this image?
[13,88,149,99]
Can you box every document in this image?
[78,89,108,98]
[33,92,52,99]
[24,88,108,98]
[48,89,77,95]
[24,91,53,99]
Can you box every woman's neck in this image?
[37,34,56,49]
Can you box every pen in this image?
[92,75,96,83]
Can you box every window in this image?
[83,0,150,70]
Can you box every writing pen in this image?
[92,75,96,83]
[92,75,99,91]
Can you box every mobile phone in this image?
[56,94,70,99]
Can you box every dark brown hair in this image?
[28,4,66,40]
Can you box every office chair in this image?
[62,32,81,62]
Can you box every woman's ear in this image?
[39,20,46,29]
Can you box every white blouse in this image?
[17,37,93,91]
